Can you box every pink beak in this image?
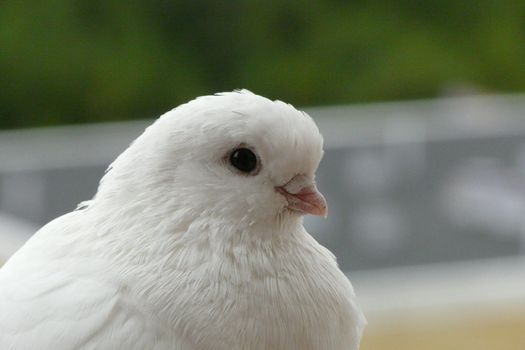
[275,174,328,217]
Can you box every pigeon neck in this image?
[86,198,305,245]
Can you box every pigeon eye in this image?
[229,148,258,174]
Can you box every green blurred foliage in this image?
[1,0,524,129]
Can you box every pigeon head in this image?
[95,90,326,229]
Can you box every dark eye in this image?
[230,148,258,174]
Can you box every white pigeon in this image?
[0,90,366,350]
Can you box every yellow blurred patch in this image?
[361,309,525,350]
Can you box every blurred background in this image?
[1,1,525,349]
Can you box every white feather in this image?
[0,90,366,349]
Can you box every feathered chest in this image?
[126,232,361,350]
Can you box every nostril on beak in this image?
[276,174,328,217]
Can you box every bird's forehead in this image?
[226,100,324,181]
[159,91,324,178]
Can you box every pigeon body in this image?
[0,91,365,349]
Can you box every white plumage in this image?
[0,90,366,349]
